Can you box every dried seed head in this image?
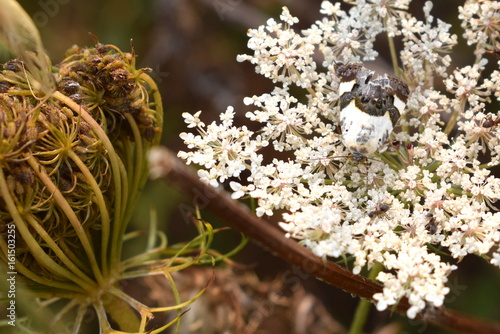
[5,121,17,138]
[0,81,12,93]
[58,43,162,142]
[1,41,162,286]
[58,77,80,95]
[4,59,23,72]
[22,119,38,143]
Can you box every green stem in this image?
[378,151,403,171]
[387,33,400,77]
[146,207,158,252]
[102,291,141,332]
[348,262,383,334]
[120,260,194,279]
[0,166,93,290]
[115,114,144,260]
[24,213,95,284]
[121,232,203,272]
[57,239,89,274]
[385,25,410,136]
[111,72,163,267]
[26,156,103,284]
[53,91,124,273]
[140,73,164,135]
[444,98,465,135]
[68,149,110,276]
[50,299,80,328]
[165,271,183,333]
[111,156,129,267]
[0,249,84,292]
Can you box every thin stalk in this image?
[348,262,383,334]
[24,213,95,285]
[386,32,400,77]
[140,73,164,133]
[57,239,89,274]
[68,149,110,275]
[115,113,144,259]
[444,98,466,135]
[147,312,190,334]
[0,167,93,290]
[26,155,103,284]
[52,91,124,273]
[378,151,403,171]
[385,25,410,137]
[50,299,79,329]
[146,207,158,252]
[121,259,198,279]
[71,304,88,334]
[121,229,205,272]
[164,271,183,333]
[205,234,249,263]
[102,290,141,332]
[0,239,84,292]
[93,299,113,333]
[111,155,129,266]
[150,279,208,313]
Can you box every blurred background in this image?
[1,0,498,333]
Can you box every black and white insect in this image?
[335,63,410,161]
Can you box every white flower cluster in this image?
[178,0,500,319]
[459,1,500,55]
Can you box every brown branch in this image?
[149,146,500,334]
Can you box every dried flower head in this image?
[0,39,164,331]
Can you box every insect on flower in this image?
[335,63,410,161]
[368,203,390,218]
[482,114,500,128]
[425,212,438,235]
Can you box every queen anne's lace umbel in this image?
[179,0,500,318]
